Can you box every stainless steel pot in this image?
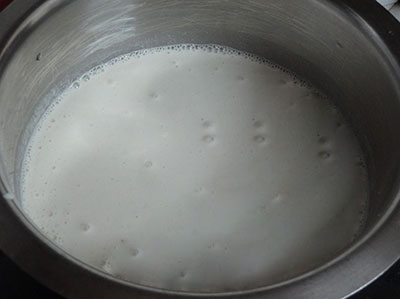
[1,0,400,298]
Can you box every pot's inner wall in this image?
[0,0,400,279]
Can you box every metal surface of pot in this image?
[1,0,400,298]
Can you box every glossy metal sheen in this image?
[1,0,400,298]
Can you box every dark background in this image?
[1,0,400,298]
[0,0,12,12]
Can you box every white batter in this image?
[21,45,368,292]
